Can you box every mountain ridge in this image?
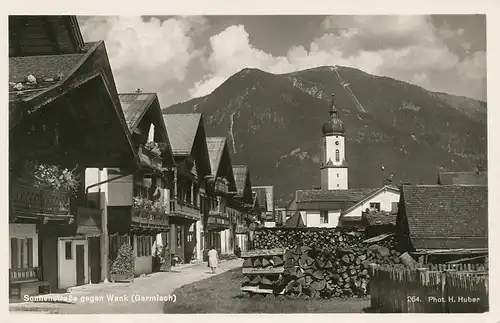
[164,65,487,206]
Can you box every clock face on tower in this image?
[335,141,340,146]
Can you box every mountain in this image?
[164,66,487,206]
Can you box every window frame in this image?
[320,210,329,224]
[65,241,73,260]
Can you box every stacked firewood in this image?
[253,228,396,251]
[246,228,403,298]
[240,248,287,294]
[282,244,403,298]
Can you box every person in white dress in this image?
[207,248,219,274]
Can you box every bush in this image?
[109,243,134,277]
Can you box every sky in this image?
[77,15,486,107]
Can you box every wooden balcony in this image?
[170,200,201,221]
[214,178,229,196]
[138,144,162,171]
[131,206,169,231]
[10,183,73,221]
[235,223,249,234]
[206,210,230,231]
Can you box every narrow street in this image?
[9,259,243,314]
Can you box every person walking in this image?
[207,248,219,274]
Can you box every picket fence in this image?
[370,264,489,313]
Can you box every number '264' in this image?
[407,296,421,302]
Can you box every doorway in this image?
[88,237,101,283]
[75,245,85,286]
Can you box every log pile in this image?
[240,248,286,294]
[282,244,403,298]
[253,228,396,251]
[246,228,404,298]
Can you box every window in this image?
[176,225,182,248]
[391,202,399,213]
[136,236,152,257]
[337,184,339,188]
[320,211,329,224]
[10,238,33,269]
[369,202,381,212]
[337,173,339,178]
[335,149,340,162]
[65,241,72,260]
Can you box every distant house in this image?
[253,186,275,224]
[437,171,487,186]
[362,210,397,237]
[296,185,400,227]
[395,185,488,262]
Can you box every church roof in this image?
[322,93,345,135]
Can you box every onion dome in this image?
[322,93,345,135]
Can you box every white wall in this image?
[305,210,341,227]
[58,238,88,290]
[264,222,276,228]
[343,189,400,219]
[105,168,133,206]
[321,167,348,190]
[9,224,39,268]
[133,235,153,276]
[196,220,202,261]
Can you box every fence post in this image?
[369,263,378,309]
[441,271,447,313]
[416,267,428,312]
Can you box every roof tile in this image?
[401,185,488,249]
[163,113,202,155]
[119,93,156,131]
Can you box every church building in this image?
[291,93,400,228]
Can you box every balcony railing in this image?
[206,210,230,231]
[214,178,229,196]
[131,205,169,227]
[170,199,201,221]
[10,183,71,217]
[138,144,162,170]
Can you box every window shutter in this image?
[27,238,33,268]
[10,238,18,269]
[20,238,25,268]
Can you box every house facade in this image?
[233,165,258,251]
[163,113,212,263]
[205,137,238,255]
[107,93,175,277]
[293,93,400,228]
[253,186,275,226]
[395,185,488,264]
[9,15,138,294]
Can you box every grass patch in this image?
[164,268,370,313]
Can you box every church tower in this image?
[320,93,348,190]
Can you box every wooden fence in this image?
[370,264,488,313]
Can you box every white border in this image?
[2,1,499,322]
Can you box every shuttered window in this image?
[10,238,34,269]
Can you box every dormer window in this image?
[335,149,340,162]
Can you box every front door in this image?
[75,245,85,286]
[89,238,101,283]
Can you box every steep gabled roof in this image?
[233,165,253,203]
[206,137,226,176]
[119,93,175,166]
[399,185,488,250]
[119,93,157,131]
[283,211,305,228]
[206,137,237,191]
[437,172,487,186]
[163,113,202,155]
[9,41,101,128]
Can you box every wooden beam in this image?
[43,17,60,54]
